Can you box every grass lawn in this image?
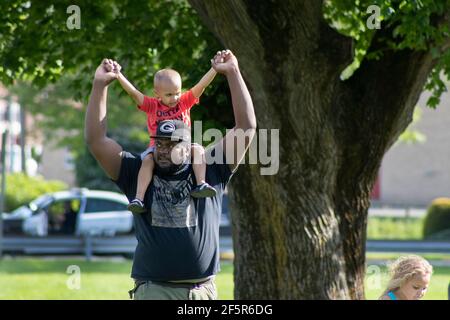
[1,256,448,300]
[0,257,134,300]
[366,252,450,261]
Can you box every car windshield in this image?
[28,194,53,212]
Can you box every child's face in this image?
[155,79,182,108]
[399,272,431,300]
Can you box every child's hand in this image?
[211,50,238,74]
[103,59,121,75]
[112,61,122,75]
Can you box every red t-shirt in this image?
[138,90,199,146]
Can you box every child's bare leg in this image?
[127,153,154,213]
[136,153,154,200]
[190,144,217,198]
[192,144,206,185]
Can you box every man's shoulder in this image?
[117,151,142,178]
[111,151,142,201]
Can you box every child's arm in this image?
[190,67,217,99]
[112,62,145,106]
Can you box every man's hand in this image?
[94,59,119,85]
[211,50,238,75]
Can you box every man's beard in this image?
[154,158,190,178]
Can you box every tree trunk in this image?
[188,0,437,299]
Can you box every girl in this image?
[379,255,433,300]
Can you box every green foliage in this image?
[324,0,450,105]
[8,77,148,153]
[6,1,448,149]
[2,1,450,110]
[3,173,67,212]
[0,0,222,96]
[1,0,234,187]
[75,127,148,191]
[423,197,450,239]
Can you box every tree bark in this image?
[189,0,441,299]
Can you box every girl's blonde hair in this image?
[382,255,433,295]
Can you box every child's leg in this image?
[128,153,154,213]
[135,153,155,201]
[192,144,207,185]
[190,144,217,198]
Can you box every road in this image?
[368,207,426,218]
[219,237,450,254]
[2,235,449,257]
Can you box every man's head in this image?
[153,69,182,108]
[151,120,191,173]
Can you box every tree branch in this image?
[188,0,353,74]
[188,0,264,75]
[348,9,450,141]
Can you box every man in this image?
[84,50,256,300]
[61,200,77,235]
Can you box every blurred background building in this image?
[0,85,76,187]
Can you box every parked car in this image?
[2,188,133,237]
[2,188,232,238]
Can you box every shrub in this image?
[3,173,67,212]
[423,198,450,239]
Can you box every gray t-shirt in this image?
[115,146,232,281]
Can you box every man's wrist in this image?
[225,65,240,78]
[93,78,109,89]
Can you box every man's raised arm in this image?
[84,59,123,180]
[212,50,257,172]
